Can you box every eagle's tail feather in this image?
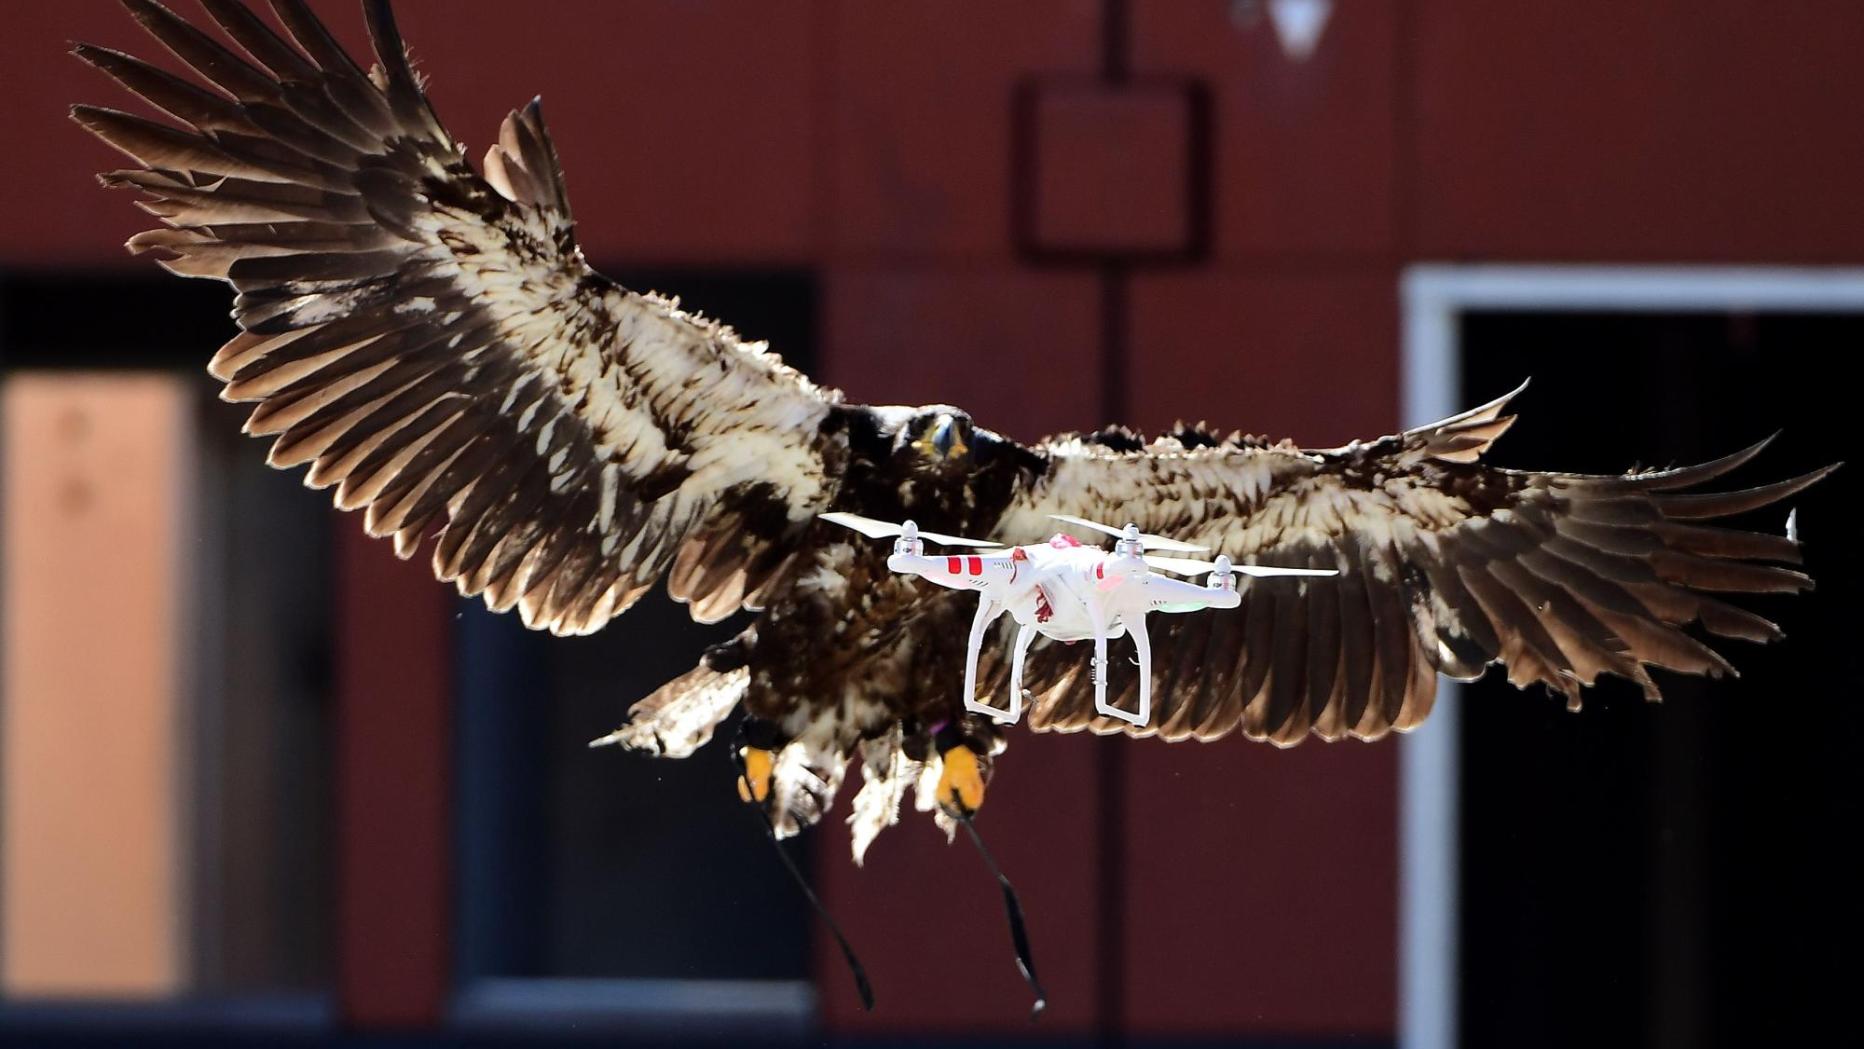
[848,728,915,865]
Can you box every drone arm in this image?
[1142,573,1240,611]
[887,552,963,588]
[887,553,1018,592]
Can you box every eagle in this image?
[75,0,1835,863]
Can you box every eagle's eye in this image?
[911,413,970,460]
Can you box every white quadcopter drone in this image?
[821,511,1337,727]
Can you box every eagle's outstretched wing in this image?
[997,384,1838,745]
[73,0,842,635]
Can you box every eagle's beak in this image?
[931,415,968,459]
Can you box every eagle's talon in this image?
[937,744,986,815]
[737,745,775,804]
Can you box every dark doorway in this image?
[1458,311,1860,1049]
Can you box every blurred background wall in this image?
[0,2,1858,1047]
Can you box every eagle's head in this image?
[851,404,1042,533]
[889,405,1044,490]
[896,406,977,471]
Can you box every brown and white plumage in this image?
[76,0,1837,859]
[997,389,1834,746]
[76,0,838,638]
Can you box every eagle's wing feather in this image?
[75,0,842,635]
[998,387,1836,744]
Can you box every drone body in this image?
[824,512,1337,729]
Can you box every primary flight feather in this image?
[75,0,1835,857]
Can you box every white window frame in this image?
[1398,264,1864,1049]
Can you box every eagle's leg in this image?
[733,712,853,838]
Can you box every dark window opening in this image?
[1459,311,1859,1049]
[455,269,816,984]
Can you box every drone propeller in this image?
[819,511,1001,548]
[1143,554,1339,578]
[1047,514,1208,553]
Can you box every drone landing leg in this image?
[1128,615,1152,728]
[1007,622,1035,724]
[1087,603,1146,727]
[1086,599,1113,721]
[963,597,1014,723]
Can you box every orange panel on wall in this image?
[2,371,193,997]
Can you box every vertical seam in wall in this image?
[1093,263,1129,1049]
[1095,4,1131,1045]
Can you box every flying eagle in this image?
[75,0,1834,863]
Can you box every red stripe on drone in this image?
[968,556,983,575]
[947,556,962,574]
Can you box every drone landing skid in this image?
[962,597,1152,728]
[964,619,1038,725]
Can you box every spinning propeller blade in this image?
[1143,554,1339,578]
[819,512,1001,548]
[1047,514,1209,553]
